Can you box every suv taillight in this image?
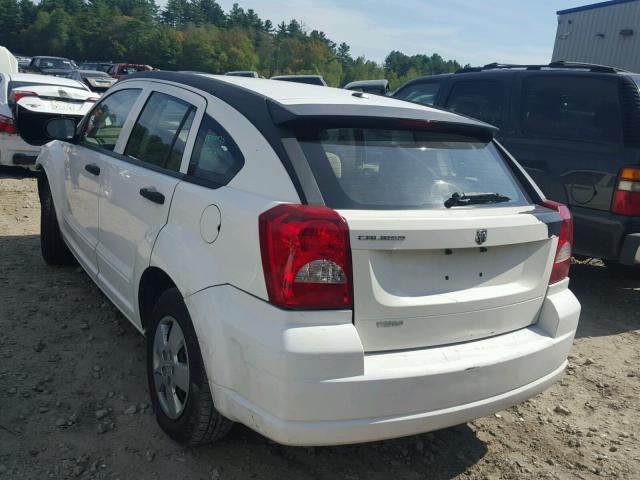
[259,204,353,309]
[543,200,573,285]
[0,114,15,134]
[611,167,640,216]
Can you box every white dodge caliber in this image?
[27,72,581,447]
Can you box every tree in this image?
[0,0,22,50]
[4,0,465,89]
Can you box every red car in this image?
[107,63,153,80]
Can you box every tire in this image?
[39,176,74,265]
[146,288,233,446]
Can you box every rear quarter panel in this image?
[148,96,300,304]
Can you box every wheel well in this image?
[138,267,178,333]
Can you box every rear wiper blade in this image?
[444,192,511,208]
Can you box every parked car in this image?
[26,56,77,76]
[107,63,153,80]
[393,61,640,270]
[225,70,259,78]
[78,61,113,73]
[344,79,390,96]
[67,70,117,93]
[270,74,327,86]
[22,71,580,447]
[11,54,31,70]
[0,72,97,168]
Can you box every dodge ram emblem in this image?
[475,229,488,245]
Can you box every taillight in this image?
[611,167,640,216]
[259,204,353,309]
[0,114,15,134]
[11,91,38,102]
[543,200,573,284]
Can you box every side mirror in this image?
[45,118,77,142]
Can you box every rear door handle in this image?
[85,163,100,176]
[139,187,165,205]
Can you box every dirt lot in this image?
[0,169,638,480]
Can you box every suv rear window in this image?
[298,127,528,210]
[521,76,622,144]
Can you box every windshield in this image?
[40,58,74,69]
[297,127,528,210]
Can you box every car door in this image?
[61,87,144,276]
[96,83,205,322]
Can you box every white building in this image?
[553,0,640,72]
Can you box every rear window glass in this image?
[521,76,622,143]
[298,127,527,210]
[120,66,147,75]
[38,58,73,69]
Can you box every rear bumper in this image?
[0,133,40,168]
[572,206,640,263]
[185,281,580,446]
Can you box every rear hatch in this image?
[12,85,95,145]
[85,76,116,92]
[297,124,558,352]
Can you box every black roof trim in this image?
[456,61,625,74]
[557,0,638,15]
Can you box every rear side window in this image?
[187,115,244,187]
[125,92,196,172]
[80,88,142,151]
[298,127,527,210]
[446,81,505,128]
[521,76,622,143]
[396,81,442,106]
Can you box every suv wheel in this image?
[146,288,233,446]
[39,176,74,265]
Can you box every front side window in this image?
[124,92,195,171]
[80,88,142,151]
[446,81,505,128]
[187,115,244,186]
[396,81,442,106]
[521,76,622,143]
[298,127,527,210]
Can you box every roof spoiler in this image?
[266,99,499,138]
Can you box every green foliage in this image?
[4,0,464,87]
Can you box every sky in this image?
[205,0,589,66]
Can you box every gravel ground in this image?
[0,168,638,480]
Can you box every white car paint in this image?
[0,47,18,75]
[35,74,581,446]
[0,72,95,169]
